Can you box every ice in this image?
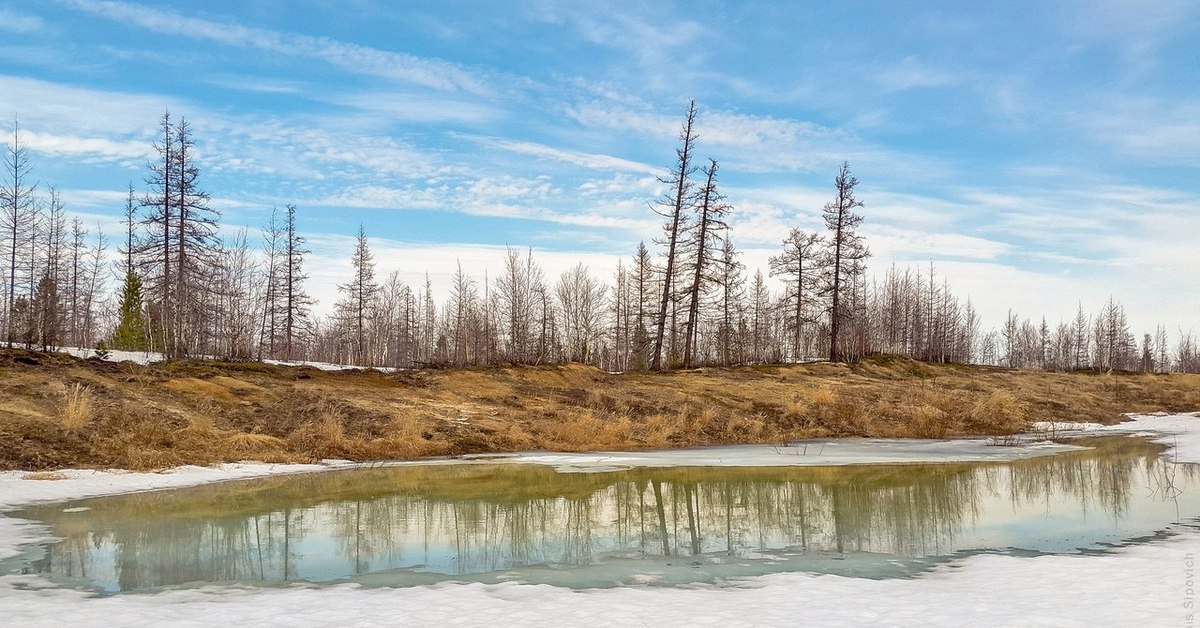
[1,413,1198,626]
[489,437,1086,472]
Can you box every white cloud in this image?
[868,227,1012,262]
[527,2,709,76]
[1077,97,1200,164]
[23,130,152,163]
[0,7,44,33]
[59,0,492,94]
[463,135,658,175]
[0,75,181,137]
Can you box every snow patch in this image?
[55,346,401,372]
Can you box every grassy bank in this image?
[2,349,1199,471]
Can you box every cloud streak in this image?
[58,0,493,94]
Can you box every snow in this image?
[2,413,1199,627]
[55,346,400,372]
[486,437,1084,472]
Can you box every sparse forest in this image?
[2,106,1196,374]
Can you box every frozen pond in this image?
[4,436,1197,594]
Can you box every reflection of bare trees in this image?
[21,438,1192,592]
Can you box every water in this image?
[5,436,1198,593]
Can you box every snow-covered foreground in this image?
[2,414,1199,627]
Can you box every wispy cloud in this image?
[0,6,44,33]
[527,2,709,77]
[23,129,153,163]
[461,135,658,174]
[875,56,959,92]
[201,75,306,95]
[58,0,493,94]
[328,92,502,126]
[1075,96,1200,164]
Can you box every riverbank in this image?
[1,413,1198,627]
[3,348,1200,470]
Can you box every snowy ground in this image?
[55,346,399,372]
[2,413,1199,627]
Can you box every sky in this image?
[1,0,1198,336]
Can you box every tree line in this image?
[3,106,1197,373]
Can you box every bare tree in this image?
[821,162,869,362]
[650,99,698,370]
[495,247,543,364]
[556,263,607,363]
[214,230,262,360]
[140,111,175,355]
[447,260,478,365]
[680,158,730,368]
[714,235,746,366]
[749,270,772,364]
[770,228,822,362]
[631,241,656,369]
[281,204,313,361]
[334,225,378,365]
[2,118,37,348]
[171,117,217,356]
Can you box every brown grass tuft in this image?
[164,377,237,401]
[316,412,347,447]
[806,385,837,407]
[226,432,286,453]
[60,383,93,431]
[184,414,219,435]
[967,391,1028,434]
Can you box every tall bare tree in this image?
[681,158,730,368]
[140,111,175,355]
[334,225,378,365]
[650,99,698,370]
[821,162,869,362]
[281,204,312,361]
[2,118,37,348]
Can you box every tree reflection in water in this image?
[15,437,1199,592]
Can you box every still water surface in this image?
[6,436,1198,592]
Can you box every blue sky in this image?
[1,0,1198,333]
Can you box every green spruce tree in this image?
[111,271,148,351]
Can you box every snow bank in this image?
[55,346,400,372]
[491,437,1083,472]
[2,413,1199,627]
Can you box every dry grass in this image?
[60,383,93,431]
[225,432,286,453]
[23,471,68,480]
[967,391,1028,434]
[3,349,1200,471]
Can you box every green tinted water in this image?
[6,436,1198,593]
